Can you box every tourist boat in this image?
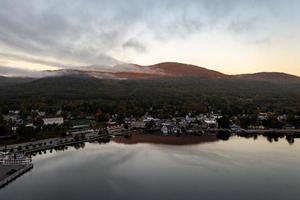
[0,152,32,165]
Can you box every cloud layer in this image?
[0,0,300,76]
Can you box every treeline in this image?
[1,76,300,117]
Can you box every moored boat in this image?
[0,152,32,165]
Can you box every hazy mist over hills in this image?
[1,62,299,86]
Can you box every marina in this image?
[0,152,33,188]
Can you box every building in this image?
[161,125,169,135]
[130,121,146,129]
[203,119,218,129]
[43,117,64,125]
[258,113,268,121]
[106,122,125,136]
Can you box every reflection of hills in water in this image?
[113,133,218,146]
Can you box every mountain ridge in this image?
[1,62,300,85]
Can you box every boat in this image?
[0,152,32,165]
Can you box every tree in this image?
[17,125,36,140]
[262,116,283,129]
[240,116,252,129]
[217,116,230,129]
[145,120,155,130]
[0,124,9,135]
[33,117,44,127]
[0,114,4,124]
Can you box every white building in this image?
[161,125,169,135]
[258,113,268,121]
[204,119,218,129]
[43,117,64,125]
[130,121,146,129]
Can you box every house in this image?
[9,110,20,115]
[130,121,146,129]
[230,124,241,132]
[203,119,218,129]
[185,115,196,123]
[161,125,169,135]
[143,117,160,123]
[38,112,46,117]
[43,117,64,125]
[277,114,287,122]
[4,112,21,122]
[106,121,125,136]
[171,126,181,135]
[258,113,268,121]
[160,122,181,135]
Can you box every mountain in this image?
[47,62,228,80]
[1,62,300,116]
[149,62,227,78]
[236,72,300,84]
[1,62,300,85]
[0,76,34,87]
[47,62,300,84]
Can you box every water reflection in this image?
[26,132,300,159]
[1,135,300,200]
[114,133,218,146]
[237,131,299,145]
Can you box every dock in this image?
[0,134,112,154]
[0,164,33,188]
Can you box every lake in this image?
[0,134,299,200]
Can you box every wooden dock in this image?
[0,164,33,188]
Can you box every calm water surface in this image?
[0,135,299,200]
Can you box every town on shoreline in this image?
[1,107,300,148]
[1,107,300,189]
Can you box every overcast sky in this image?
[0,0,300,76]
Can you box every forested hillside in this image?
[1,75,300,117]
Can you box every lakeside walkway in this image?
[0,133,112,154]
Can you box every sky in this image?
[0,0,300,77]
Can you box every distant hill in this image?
[47,62,228,80]
[236,72,300,84]
[1,62,300,85]
[0,76,34,87]
[149,62,227,79]
[45,62,300,84]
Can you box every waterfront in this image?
[0,135,300,200]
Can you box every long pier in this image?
[0,134,112,154]
[0,164,33,188]
[0,134,111,189]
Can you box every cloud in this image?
[0,0,299,75]
[123,39,147,53]
[0,65,52,77]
